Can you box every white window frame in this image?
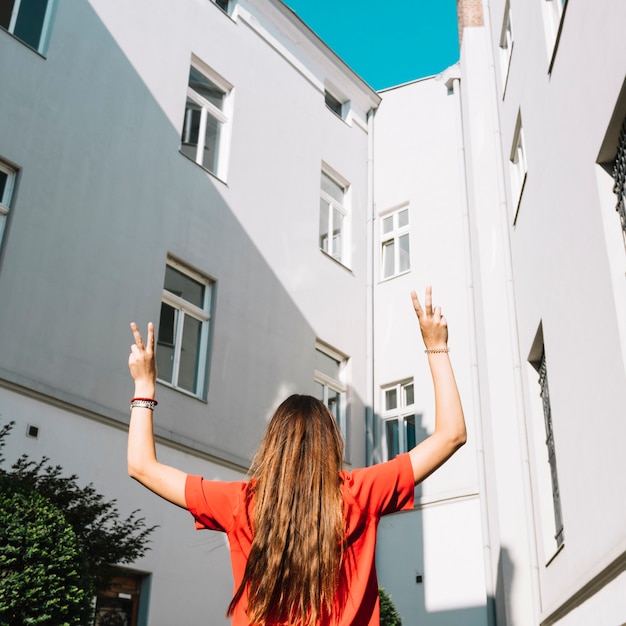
[542,0,567,67]
[510,113,527,223]
[157,258,212,398]
[381,380,416,461]
[0,160,17,249]
[319,166,350,267]
[499,1,514,93]
[380,204,411,280]
[314,342,348,449]
[1,0,55,54]
[527,327,565,562]
[180,59,233,180]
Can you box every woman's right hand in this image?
[128,322,157,395]
[411,286,448,350]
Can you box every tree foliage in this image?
[0,475,94,625]
[379,587,403,626]
[0,420,156,618]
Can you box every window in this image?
[381,380,416,460]
[314,343,348,445]
[0,0,54,54]
[499,2,514,89]
[213,0,229,12]
[380,205,410,280]
[529,330,564,556]
[320,169,349,265]
[156,259,212,397]
[612,116,626,252]
[94,570,148,626]
[542,0,567,63]
[180,62,232,178]
[0,160,17,250]
[510,114,527,222]
[325,90,344,118]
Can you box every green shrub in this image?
[0,476,94,625]
[379,587,403,626]
[0,420,156,623]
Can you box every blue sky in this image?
[283,1,460,91]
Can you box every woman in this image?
[127,286,466,625]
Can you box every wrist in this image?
[133,382,156,398]
[424,346,449,354]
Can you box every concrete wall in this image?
[372,75,489,625]
[463,0,626,623]
[0,0,377,622]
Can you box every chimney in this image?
[457,0,484,44]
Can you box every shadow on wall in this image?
[375,414,494,625]
[0,0,368,467]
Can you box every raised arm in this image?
[408,286,467,485]
[127,322,187,508]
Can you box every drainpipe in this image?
[446,70,497,626]
[365,106,376,466]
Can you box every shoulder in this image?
[185,476,249,533]
[341,453,414,517]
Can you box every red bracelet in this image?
[131,397,158,405]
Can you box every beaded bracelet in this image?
[130,397,158,411]
[424,347,450,354]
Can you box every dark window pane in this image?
[0,0,16,29]
[189,67,224,110]
[156,303,177,384]
[14,0,48,50]
[325,91,343,117]
[404,383,414,407]
[386,419,399,459]
[214,0,229,11]
[0,171,8,203]
[178,315,202,393]
[164,265,204,307]
[181,100,201,160]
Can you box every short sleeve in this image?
[185,475,247,533]
[342,453,414,517]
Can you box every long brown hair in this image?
[227,394,345,625]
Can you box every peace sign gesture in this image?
[411,286,448,351]
[128,322,157,392]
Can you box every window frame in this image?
[380,204,411,281]
[0,159,17,251]
[319,166,350,267]
[510,113,528,224]
[611,116,626,253]
[499,1,514,94]
[324,90,344,119]
[528,326,565,562]
[381,380,417,461]
[0,0,55,55]
[314,342,349,453]
[180,60,233,180]
[543,0,568,72]
[156,258,213,399]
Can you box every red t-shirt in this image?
[185,453,415,625]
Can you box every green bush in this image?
[379,587,402,626]
[0,476,94,625]
[0,420,156,623]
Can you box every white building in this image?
[0,0,625,624]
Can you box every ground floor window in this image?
[94,570,148,626]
